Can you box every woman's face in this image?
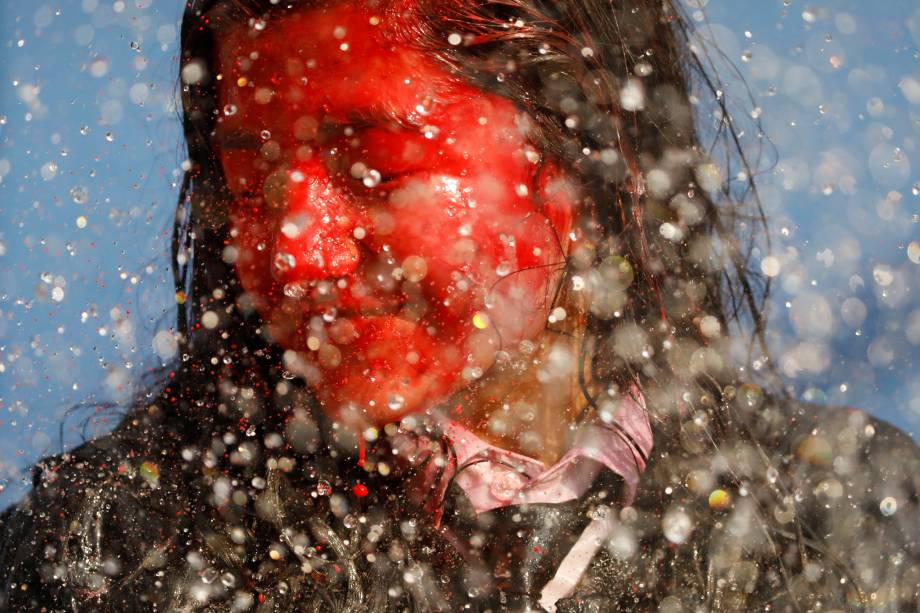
[213,5,575,424]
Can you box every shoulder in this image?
[787,405,920,478]
[744,402,920,607]
[763,402,920,533]
[0,417,194,610]
[758,402,920,608]
[625,400,920,610]
[777,404,920,599]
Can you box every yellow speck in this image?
[175,291,187,304]
[140,461,160,486]
[472,312,490,329]
[236,76,248,87]
[796,435,833,467]
[708,488,731,510]
[216,73,223,81]
[369,16,380,26]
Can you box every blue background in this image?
[1,0,918,508]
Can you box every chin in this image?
[308,313,469,425]
[315,364,459,425]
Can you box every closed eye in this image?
[349,168,420,191]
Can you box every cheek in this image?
[379,170,574,328]
[221,150,263,193]
[465,170,576,342]
[480,220,565,343]
[231,206,272,293]
[231,211,298,341]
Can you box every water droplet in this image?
[274,252,296,274]
[401,255,427,283]
[40,162,58,181]
[387,394,405,411]
[873,265,894,287]
[280,217,305,239]
[880,496,898,516]
[760,256,781,277]
[79,125,90,135]
[105,132,114,142]
[496,261,512,277]
[260,130,271,140]
[223,104,237,116]
[619,79,645,111]
[662,509,693,544]
[489,469,524,501]
[70,185,89,204]
[907,242,920,264]
[362,169,381,188]
[220,572,236,588]
[201,568,218,584]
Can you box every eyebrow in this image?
[345,106,416,131]
[212,106,415,151]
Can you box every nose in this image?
[272,159,364,284]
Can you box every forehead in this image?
[213,3,465,125]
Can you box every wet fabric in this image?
[439,390,653,514]
[1,393,919,611]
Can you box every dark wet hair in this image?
[174,0,771,434]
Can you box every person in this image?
[2,0,919,611]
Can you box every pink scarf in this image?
[389,391,653,610]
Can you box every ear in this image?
[537,162,578,256]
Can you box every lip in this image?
[279,275,406,309]
[304,290,408,320]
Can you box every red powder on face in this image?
[214,4,576,424]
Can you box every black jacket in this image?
[2,396,919,612]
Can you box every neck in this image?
[454,330,585,465]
